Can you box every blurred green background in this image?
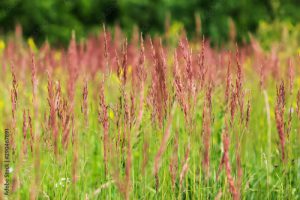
[0,0,299,46]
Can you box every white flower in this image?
[55,177,70,188]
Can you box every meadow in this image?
[0,27,300,199]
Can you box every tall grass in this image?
[0,27,300,199]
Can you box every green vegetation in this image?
[1,0,300,45]
[0,28,300,199]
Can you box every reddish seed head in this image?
[27,110,34,152]
[103,24,109,70]
[122,39,128,84]
[150,38,168,126]
[47,73,58,155]
[225,53,231,104]
[297,90,300,118]
[198,36,207,89]
[10,63,18,152]
[230,84,237,123]
[174,50,188,119]
[245,100,251,128]
[235,44,243,99]
[136,34,146,83]
[179,37,193,90]
[275,81,286,162]
[98,80,109,176]
[259,64,265,90]
[11,63,18,117]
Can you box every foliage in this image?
[257,20,300,53]
[0,0,299,45]
[0,29,300,199]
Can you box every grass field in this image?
[0,30,300,199]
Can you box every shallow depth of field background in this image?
[0,0,300,200]
[0,0,299,46]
